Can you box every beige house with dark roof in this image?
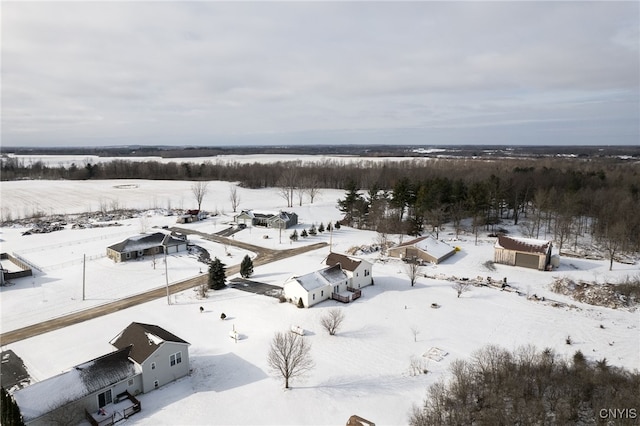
[106,232,187,262]
[494,235,553,270]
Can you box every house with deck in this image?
[106,232,187,262]
[494,235,553,271]
[13,347,142,426]
[13,323,190,426]
[387,236,456,264]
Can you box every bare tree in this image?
[229,186,240,213]
[267,331,314,389]
[404,257,423,287]
[303,177,322,204]
[453,281,471,298]
[320,308,345,336]
[410,325,421,342]
[191,181,209,210]
[139,214,149,233]
[276,167,297,208]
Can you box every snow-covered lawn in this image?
[1,179,639,425]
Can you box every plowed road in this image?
[0,228,328,346]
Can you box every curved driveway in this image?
[0,228,327,345]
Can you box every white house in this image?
[283,264,350,308]
[325,252,373,289]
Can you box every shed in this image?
[494,235,553,271]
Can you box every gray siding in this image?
[140,342,190,393]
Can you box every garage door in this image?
[515,253,539,269]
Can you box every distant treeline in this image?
[2,155,639,255]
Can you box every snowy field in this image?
[1,179,639,425]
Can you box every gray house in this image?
[106,232,187,262]
[110,322,191,393]
[13,323,190,426]
[234,210,298,229]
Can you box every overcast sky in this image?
[2,1,638,147]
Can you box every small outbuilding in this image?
[387,236,456,264]
[494,235,553,271]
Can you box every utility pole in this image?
[164,247,170,305]
[82,254,86,301]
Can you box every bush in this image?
[278,294,287,303]
[297,298,304,308]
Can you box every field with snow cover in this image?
[1,179,638,425]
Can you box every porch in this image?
[85,391,141,426]
[331,287,362,304]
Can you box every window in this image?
[98,389,113,408]
[151,362,156,370]
[154,380,159,389]
[128,379,134,386]
[321,290,324,297]
[170,352,182,366]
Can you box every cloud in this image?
[1,1,638,146]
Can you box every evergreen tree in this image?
[1,387,24,426]
[208,257,227,290]
[318,223,325,233]
[308,225,317,236]
[289,229,299,242]
[327,222,333,232]
[301,229,308,238]
[334,221,341,229]
[240,254,254,278]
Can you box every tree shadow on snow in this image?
[191,353,268,393]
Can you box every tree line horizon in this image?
[2,155,639,261]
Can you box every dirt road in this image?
[0,230,328,346]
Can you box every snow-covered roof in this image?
[395,236,455,259]
[13,347,139,422]
[110,322,189,364]
[107,232,185,254]
[495,235,551,255]
[292,264,347,291]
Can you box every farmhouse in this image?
[13,322,189,426]
[283,264,350,308]
[387,236,456,264]
[325,252,373,289]
[106,232,187,262]
[234,209,298,229]
[494,235,553,271]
